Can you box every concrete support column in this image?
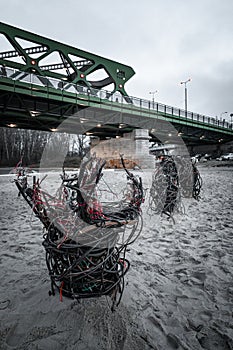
[133,129,154,168]
[90,129,154,169]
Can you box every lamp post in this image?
[220,111,227,126]
[220,111,227,119]
[230,113,233,124]
[149,90,158,109]
[180,78,191,118]
[220,112,228,120]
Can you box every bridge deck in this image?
[0,67,233,145]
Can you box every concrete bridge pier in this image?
[90,129,154,168]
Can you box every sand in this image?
[0,164,232,350]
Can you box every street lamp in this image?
[180,78,191,118]
[230,113,233,124]
[220,111,227,126]
[220,111,227,119]
[149,90,158,108]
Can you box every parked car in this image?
[220,153,233,161]
[198,153,212,162]
[203,153,212,160]
[191,154,202,162]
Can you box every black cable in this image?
[150,155,180,220]
[192,162,202,200]
[14,156,144,310]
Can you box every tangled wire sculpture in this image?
[175,156,202,200]
[149,155,182,221]
[149,155,202,221]
[191,160,202,200]
[14,155,144,310]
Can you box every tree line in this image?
[0,127,89,167]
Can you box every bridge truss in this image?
[0,22,134,97]
[0,22,233,146]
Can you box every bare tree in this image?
[0,128,90,167]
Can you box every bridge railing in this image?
[1,66,232,130]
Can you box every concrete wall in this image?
[90,129,154,168]
[90,129,233,164]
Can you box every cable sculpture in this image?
[191,160,202,200]
[149,155,181,221]
[14,154,144,310]
[149,155,202,221]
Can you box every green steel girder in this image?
[0,22,135,97]
[0,23,233,145]
[0,83,232,145]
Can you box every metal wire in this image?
[14,155,144,310]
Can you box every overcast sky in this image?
[1,0,233,120]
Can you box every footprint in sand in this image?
[147,316,181,349]
[0,299,10,310]
[197,327,231,350]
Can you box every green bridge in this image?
[0,22,233,147]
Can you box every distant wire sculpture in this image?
[149,155,182,221]
[191,160,202,200]
[14,154,144,310]
[149,154,202,222]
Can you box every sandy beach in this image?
[0,163,232,350]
